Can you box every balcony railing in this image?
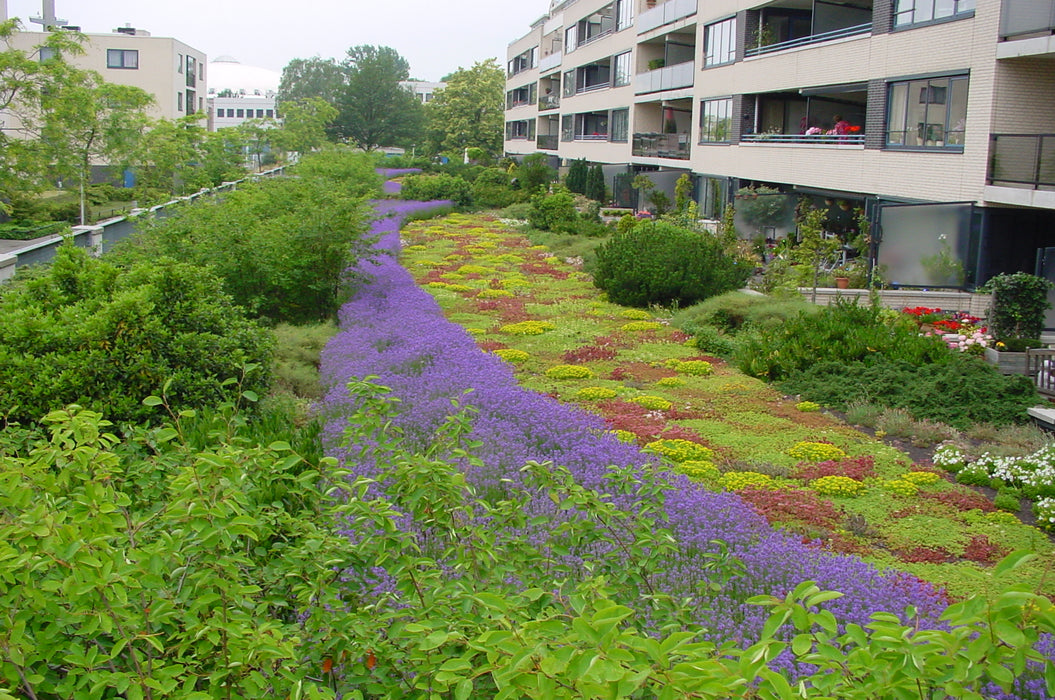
[537,134,559,150]
[634,61,694,94]
[637,0,697,34]
[539,95,560,111]
[989,134,1055,189]
[632,132,691,159]
[538,51,563,73]
[745,22,872,57]
[1000,0,1055,39]
[741,132,865,146]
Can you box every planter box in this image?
[984,347,1029,375]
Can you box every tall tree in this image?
[271,97,337,156]
[424,59,504,156]
[276,56,345,106]
[130,115,211,195]
[334,45,422,151]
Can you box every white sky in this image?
[4,0,547,81]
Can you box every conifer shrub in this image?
[565,158,589,194]
[592,221,751,308]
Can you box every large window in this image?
[894,0,974,27]
[613,52,632,87]
[616,0,634,30]
[186,90,196,115]
[106,49,138,69]
[507,47,538,77]
[699,98,733,143]
[186,55,197,87]
[565,25,579,54]
[886,75,968,149]
[704,18,736,67]
[506,120,535,140]
[507,83,537,109]
[611,108,629,142]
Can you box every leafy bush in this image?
[516,153,557,194]
[399,172,472,206]
[734,298,951,381]
[0,246,272,424]
[115,152,377,324]
[86,183,121,205]
[471,167,522,208]
[983,272,1053,342]
[528,189,578,232]
[592,221,751,308]
[690,326,738,356]
[777,354,1038,430]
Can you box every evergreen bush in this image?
[565,158,589,195]
[585,164,606,202]
[983,272,1053,342]
[592,220,751,308]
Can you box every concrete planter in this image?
[984,347,1029,375]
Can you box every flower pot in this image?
[835,277,850,289]
[984,346,1029,375]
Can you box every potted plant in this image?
[980,272,1053,374]
[647,58,665,71]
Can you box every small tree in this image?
[585,164,606,202]
[984,272,1053,344]
[632,175,670,216]
[790,203,841,303]
[565,158,589,194]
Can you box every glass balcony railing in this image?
[637,0,697,34]
[632,132,691,159]
[634,61,694,94]
[537,134,559,150]
[989,134,1055,189]
[1000,0,1055,39]
[745,21,872,57]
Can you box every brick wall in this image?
[864,79,887,150]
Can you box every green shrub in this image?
[399,173,472,206]
[734,298,951,381]
[690,326,738,356]
[514,153,556,194]
[983,271,1053,342]
[777,354,1037,430]
[86,183,121,205]
[671,291,817,335]
[592,221,751,308]
[0,247,272,424]
[585,164,606,202]
[528,190,579,232]
[471,168,523,208]
[565,158,589,195]
[994,492,1022,513]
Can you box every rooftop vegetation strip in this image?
[317,195,955,655]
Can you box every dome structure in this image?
[207,56,281,98]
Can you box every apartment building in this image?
[504,0,1055,291]
[6,25,208,121]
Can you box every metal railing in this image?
[1000,0,1055,39]
[988,134,1055,189]
[745,22,872,57]
[741,132,865,145]
[637,0,697,34]
[634,60,694,94]
[632,132,691,159]
[537,134,559,150]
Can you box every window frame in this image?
[106,48,139,69]
[885,73,969,151]
[703,17,737,68]
[893,0,975,29]
[613,51,632,88]
[610,108,629,142]
[699,97,733,143]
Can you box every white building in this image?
[504,0,1055,294]
[401,80,447,104]
[207,56,281,131]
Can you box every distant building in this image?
[207,56,281,131]
[5,25,207,121]
[401,80,446,104]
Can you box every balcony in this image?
[637,0,697,34]
[746,0,872,58]
[632,132,691,159]
[741,132,864,145]
[989,134,1055,189]
[1000,0,1055,40]
[539,94,560,111]
[539,51,563,73]
[537,134,559,150]
[635,60,694,94]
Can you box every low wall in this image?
[802,287,992,319]
[0,167,283,284]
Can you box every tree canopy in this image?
[333,45,422,151]
[424,59,505,156]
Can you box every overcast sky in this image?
[4,0,547,80]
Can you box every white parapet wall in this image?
[802,287,993,319]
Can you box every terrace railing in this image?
[741,132,865,145]
[745,22,872,57]
[1000,0,1055,39]
[634,60,694,94]
[632,132,691,159]
[637,0,697,34]
[538,51,563,73]
[988,134,1055,189]
[537,134,559,150]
